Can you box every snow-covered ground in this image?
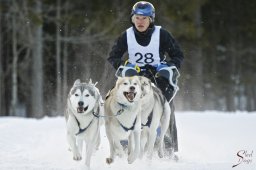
[0,111,256,170]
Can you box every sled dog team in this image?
[65,77,172,168]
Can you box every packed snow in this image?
[0,111,256,170]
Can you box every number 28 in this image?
[135,52,154,64]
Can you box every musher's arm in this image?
[107,32,128,70]
[159,28,184,69]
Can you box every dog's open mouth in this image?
[77,106,88,113]
[123,92,136,102]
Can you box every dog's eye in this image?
[75,94,79,96]
[124,82,128,85]
[134,83,137,85]
[85,94,90,97]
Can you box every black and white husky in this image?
[64,79,103,168]
[139,76,171,158]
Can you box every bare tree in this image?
[0,6,3,116]
[9,4,19,116]
[9,0,30,117]
[61,1,71,112]
[31,0,44,118]
[55,0,62,116]
[189,3,204,110]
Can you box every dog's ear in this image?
[74,79,81,86]
[92,81,98,87]
[93,87,103,114]
[116,77,123,88]
[138,76,143,84]
[89,78,98,87]
[136,76,141,86]
[89,78,93,85]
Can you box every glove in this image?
[124,63,141,75]
[156,64,168,72]
[143,64,157,71]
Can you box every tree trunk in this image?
[31,0,44,118]
[189,4,204,110]
[225,42,237,112]
[55,0,62,116]
[245,84,255,112]
[62,37,68,107]
[62,2,69,107]
[0,8,3,116]
[253,86,256,111]
[9,12,18,116]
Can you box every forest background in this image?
[0,0,255,118]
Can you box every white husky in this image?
[64,79,103,168]
[139,76,171,158]
[104,76,142,164]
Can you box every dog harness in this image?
[126,26,161,67]
[75,117,94,135]
[141,111,153,128]
[115,102,137,132]
[118,117,137,132]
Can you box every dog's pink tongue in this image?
[77,107,84,113]
[127,92,135,101]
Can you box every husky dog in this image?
[139,76,171,158]
[64,79,103,168]
[104,76,142,164]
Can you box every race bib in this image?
[126,26,161,67]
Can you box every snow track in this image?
[0,111,255,170]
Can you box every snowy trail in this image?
[0,111,256,170]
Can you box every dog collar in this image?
[117,102,128,109]
[92,111,100,118]
[92,106,100,118]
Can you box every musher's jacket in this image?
[108,24,184,70]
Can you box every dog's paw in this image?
[73,153,82,161]
[139,151,144,159]
[127,153,137,164]
[106,158,113,164]
[146,151,154,160]
[173,154,179,162]
[116,150,124,158]
[158,149,164,158]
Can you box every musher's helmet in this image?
[131,1,155,22]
